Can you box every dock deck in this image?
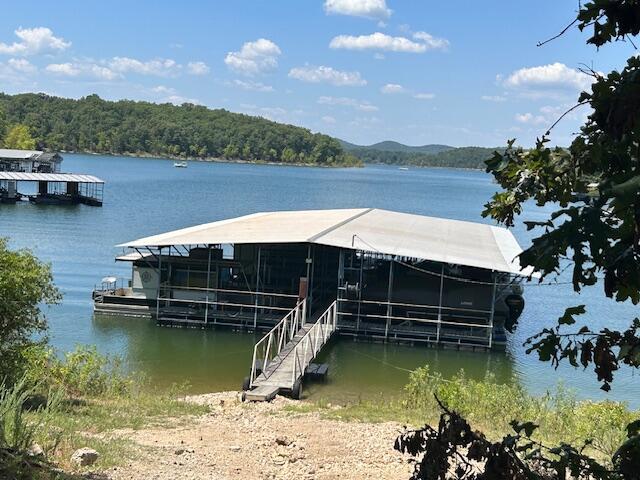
[247,300,337,401]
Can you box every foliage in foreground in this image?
[0,345,208,478]
[0,377,62,480]
[0,238,60,385]
[22,345,133,398]
[0,93,361,166]
[401,1,640,477]
[395,398,640,480]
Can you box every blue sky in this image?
[0,0,634,147]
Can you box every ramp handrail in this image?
[250,299,306,388]
[291,301,337,385]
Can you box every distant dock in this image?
[0,149,104,206]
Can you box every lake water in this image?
[1,154,637,407]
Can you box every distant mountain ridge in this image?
[339,139,454,155]
[338,138,499,169]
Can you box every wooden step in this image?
[244,385,279,402]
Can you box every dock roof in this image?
[0,172,103,183]
[119,208,531,276]
[0,149,42,159]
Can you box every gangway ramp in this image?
[245,300,337,401]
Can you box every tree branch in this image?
[537,18,579,47]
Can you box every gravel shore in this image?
[103,391,412,480]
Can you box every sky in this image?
[0,0,635,148]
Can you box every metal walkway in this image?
[246,300,337,401]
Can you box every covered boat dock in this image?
[95,208,530,399]
[0,172,104,206]
[96,208,529,348]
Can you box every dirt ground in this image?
[102,392,413,480]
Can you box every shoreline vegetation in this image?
[0,91,500,170]
[341,143,501,170]
[3,345,636,478]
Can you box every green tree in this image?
[397,2,640,478]
[0,106,7,146]
[281,147,296,163]
[3,124,36,150]
[0,93,362,167]
[0,238,60,384]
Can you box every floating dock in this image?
[0,149,104,206]
[0,172,104,206]
[93,208,529,399]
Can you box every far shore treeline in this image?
[0,92,499,169]
[341,142,500,169]
[0,92,361,167]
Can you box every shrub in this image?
[22,345,134,398]
[402,366,635,456]
[0,376,62,479]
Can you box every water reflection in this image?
[93,313,517,401]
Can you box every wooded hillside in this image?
[0,93,361,167]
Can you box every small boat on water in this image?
[398,167,409,171]
[173,161,188,168]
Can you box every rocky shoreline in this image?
[99,391,411,480]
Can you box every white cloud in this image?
[233,79,274,92]
[380,83,435,99]
[288,65,366,86]
[151,85,176,94]
[148,86,199,105]
[330,33,424,53]
[46,62,120,80]
[108,57,181,77]
[330,31,449,53]
[161,95,200,105]
[318,96,378,111]
[7,58,36,73]
[412,31,450,50]
[0,27,70,56]
[187,61,210,75]
[224,38,281,76]
[502,63,593,94]
[515,112,546,125]
[322,115,337,124]
[88,64,120,80]
[481,95,507,102]
[380,83,405,94]
[45,63,80,76]
[47,62,119,81]
[516,103,586,127]
[239,103,297,122]
[324,0,392,20]
[0,58,38,83]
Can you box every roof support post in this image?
[306,244,312,322]
[253,246,261,329]
[205,245,212,325]
[488,272,497,349]
[310,245,316,314]
[155,247,162,321]
[385,258,394,339]
[437,263,444,344]
[357,251,364,332]
[336,249,345,328]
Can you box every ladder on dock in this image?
[246,300,337,401]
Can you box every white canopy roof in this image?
[0,149,42,159]
[0,172,103,183]
[119,208,530,276]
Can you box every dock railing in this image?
[250,299,306,388]
[291,300,337,386]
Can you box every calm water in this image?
[1,154,637,406]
